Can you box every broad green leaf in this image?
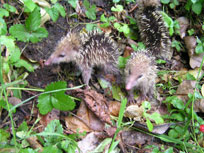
[164,96,185,109]
[142,101,151,110]
[192,2,202,15]
[54,3,66,17]
[52,94,75,111]
[186,73,196,80]
[146,119,153,132]
[171,113,184,121]
[195,43,203,54]
[45,81,67,93]
[113,0,120,3]
[23,0,36,12]
[164,147,173,153]
[168,129,178,138]
[9,24,30,42]
[149,112,164,124]
[29,27,48,43]
[83,0,90,9]
[37,93,53,115]
[98,78,110,89]
[67,0,77,8]
[45,7,59,22]
[25,7,41,31]
[0,128,10,143]
[9,47,21,63]
[0,17,7,35]
[17,121,29,131]
[3,3,16,13]
[0,35,15,51]
[0,8,9,17]
[43,120,63,145]
[100,14,107,22]
[112,84,124,101]
[41,146,60,153]
[85,5,96,20]
[161,12,174,36]
[86,23,97,31]
[111,5,123,12]
[15,59,34,72]
[118,56,129,69]
[161,0,170,4]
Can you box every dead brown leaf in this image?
[27,136,43,152]
[82,89,112,125]
[184,36,196,56]
[38,109,60,132]
[108,101,121,117]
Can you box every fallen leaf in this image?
[27,136,43,152]
[108,101,121,117]
[38,109,60,132]
[76,132,101,153]
[176,80,196,95]
[202,84,204,97]
[176,17,189,39]
[189,52,204,69]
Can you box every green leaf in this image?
[100,14,108,22]
[161,12,174,36]
[67,0,77,8]
[15,59,34,72]
[171,113,184,121]
[186,73,196,80]
[42,146,61,153]
[0,128,10,144]
[86,23,98,31]
[83,0,90,9]
[54,3,66,17]
[118,56,129,69]
[164,96,185,109]
[37,93,54,115]
[146,119,153,132]
[25,7,41,31]
[0,99,16,113]
[85,5,96,20]
[111,5,123,12]
[0,17,7,35]
[17,121,29,132]
[0,35,15,52]
[9,47,21,63]
[23,0,37,12]
[9,24,30,42]
[45,81,67,93]
[161,0,170,4]
[195,43,204,54]
[52,94,75,111]
[192,2,202,15]
[43,120,63,145]
[29,27,48,43]
[113,0,120,3]
[98,78,110,89]
[168,129,179,138]
[45,7,59,22]
[0,8,9,17]
[142,101,151,110]
[112,84,124,101]
[149,112,164,124]
[164,147,173,153]
[3,3,16,13]
[51,0,58,3]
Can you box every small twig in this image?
[128,4,138,13]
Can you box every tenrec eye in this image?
[58,54,65,58]
[138,75,143,79]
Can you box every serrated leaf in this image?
[0,99,16,113]
[192,2,202,15]
[3,3,16,13]
[0,8,9,17]
[43,120,63,145]
[25,7,41,31]
[9,24,30,42]
[29,27,48,43]
[52,94,75,111]
[83,0,90,9]
[37,94,54,115]
[100,14,107,22]
[0,17,7,35]
[15,59,34,72]
[45,81,67,93]
[45,7,59,22]
[9,47,21,63]
[85,5,96,20]
[171,113,184,121]
[0,35,15,52]
[23,0,36,12]
[165,96,185,109]
[54,3,66,17]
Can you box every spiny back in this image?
[135,0,172,60]
[77,30,120,67]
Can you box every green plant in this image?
[83,0,97,20]
[195,37,204,54]
[37,81,76,115]
[161,0,179,9]
[172,40,182,52]
[185,0,204,15]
